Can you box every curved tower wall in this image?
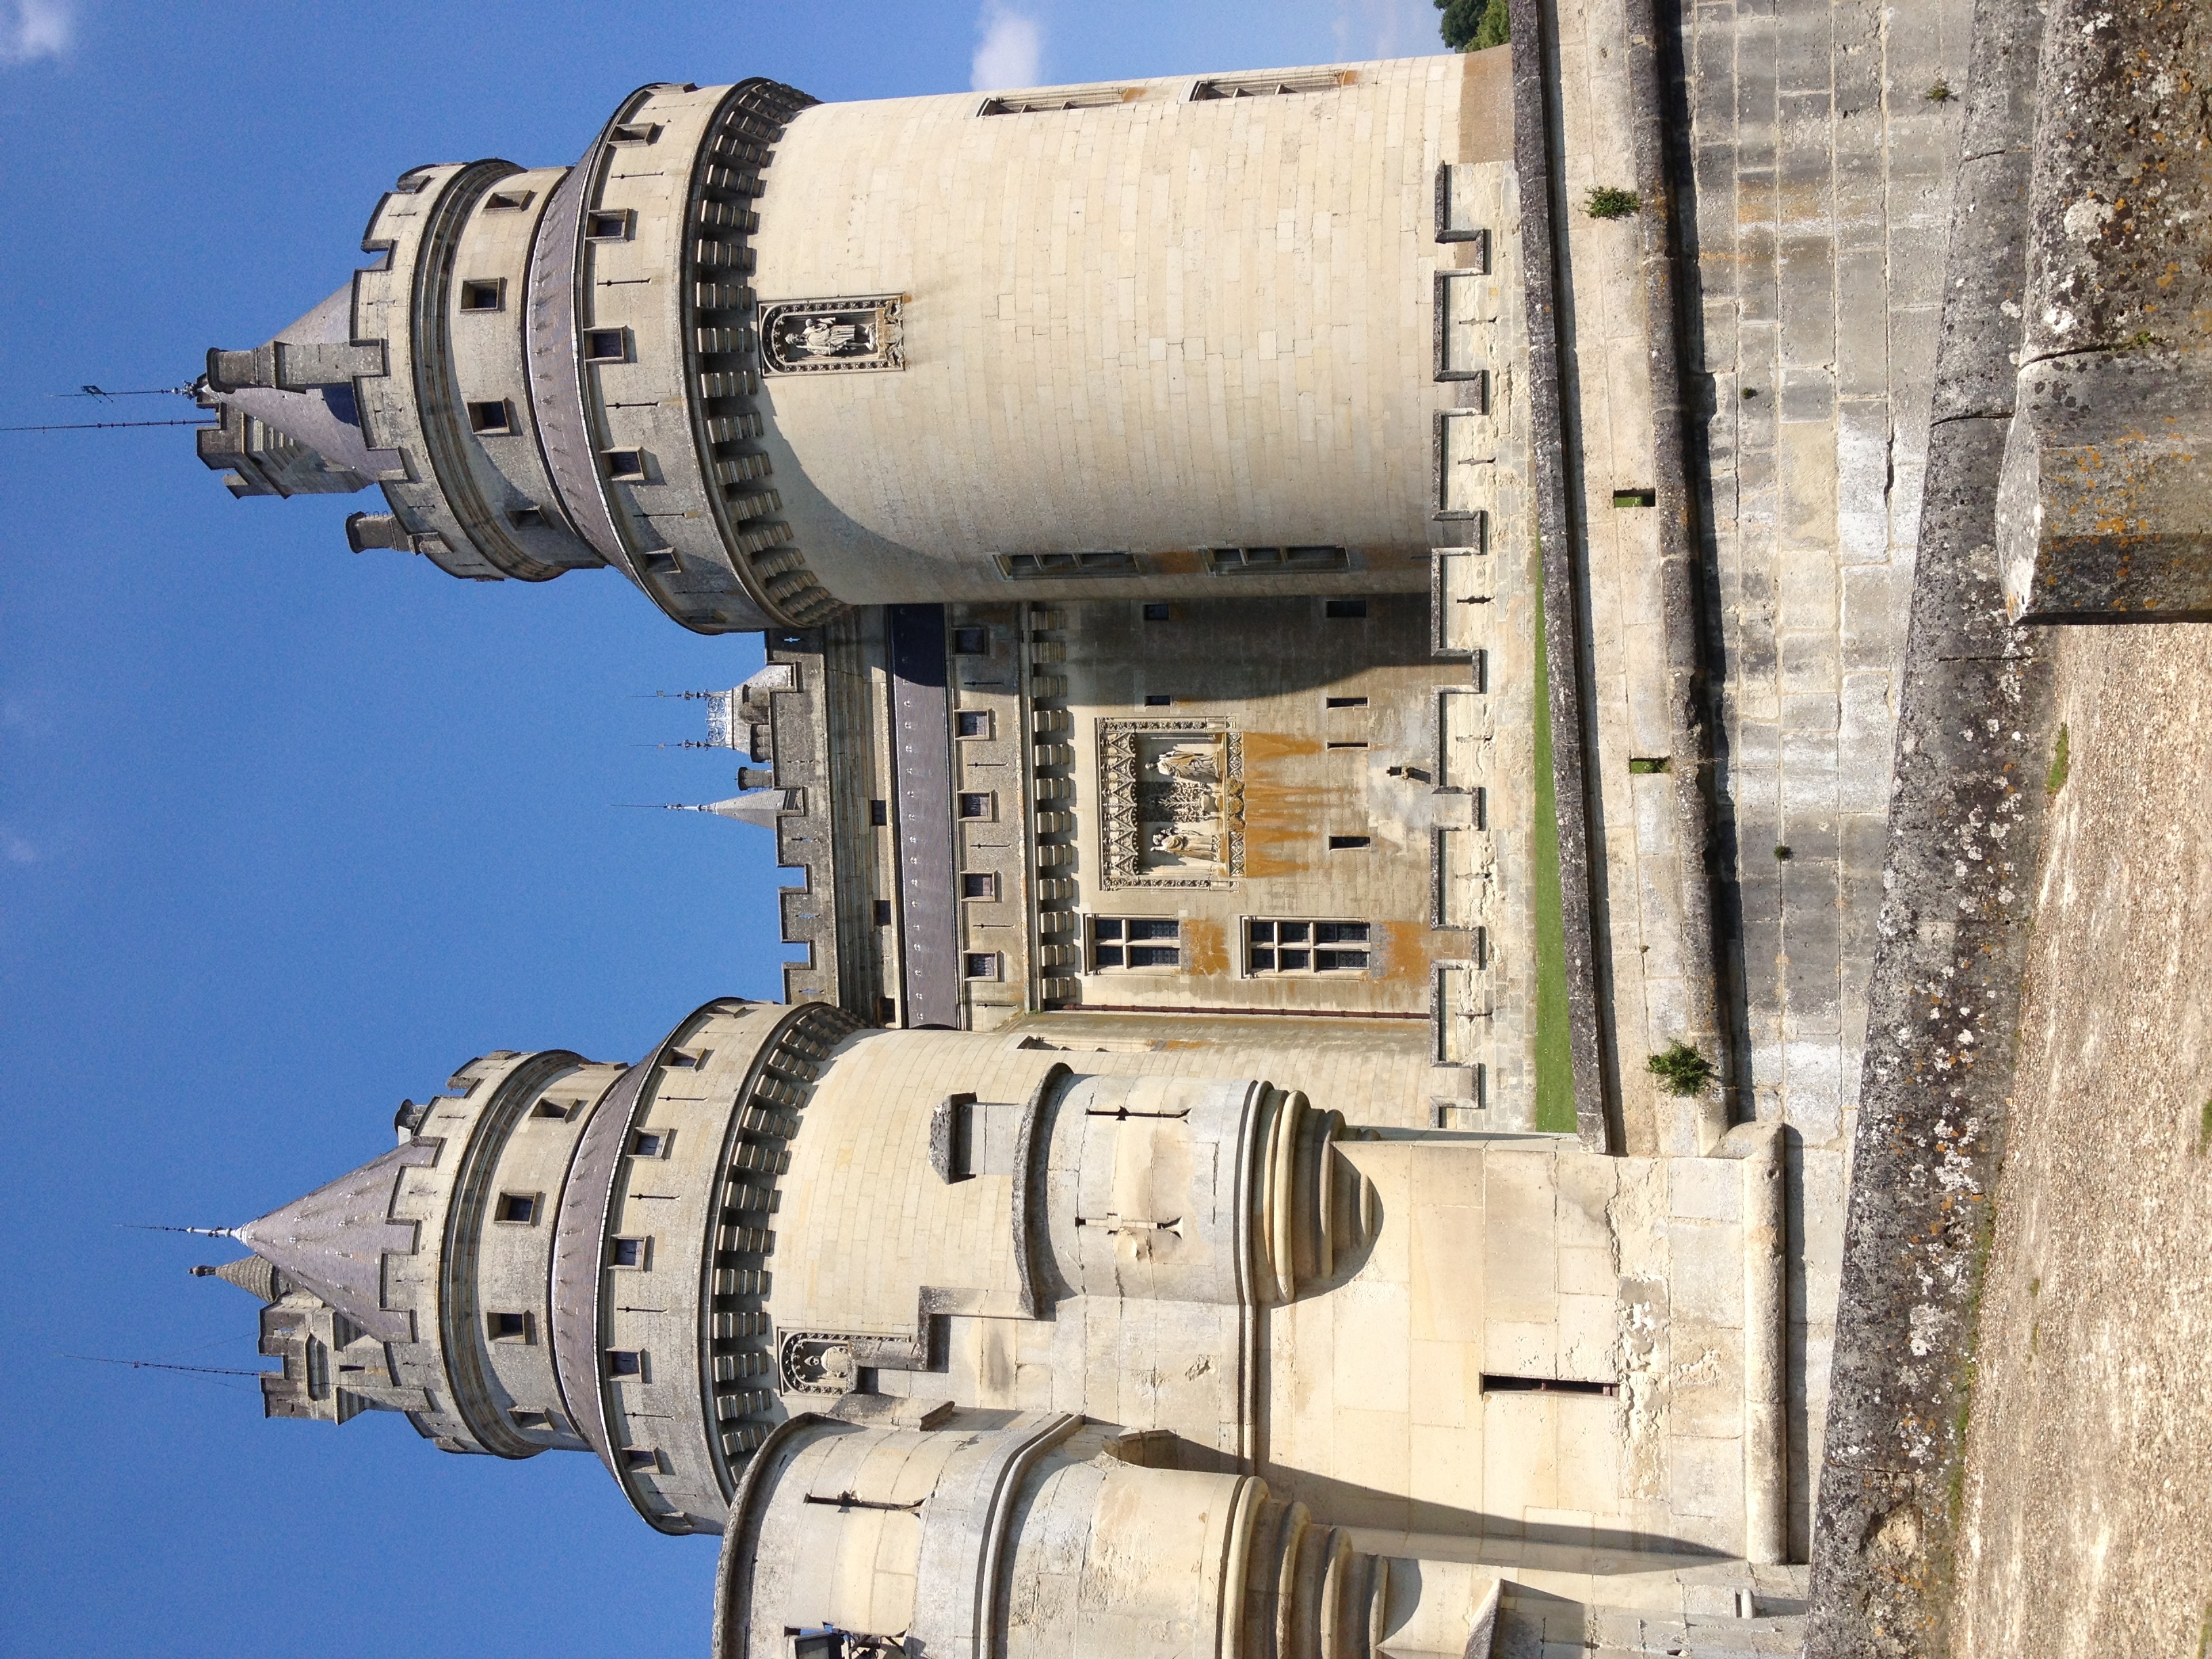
[751,56,1479,604]
[715,1416,1498,1659]
[205,55,1496,627]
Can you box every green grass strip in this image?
[1532,559,1578,1133]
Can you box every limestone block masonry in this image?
[198,58,1517,622]
[208,994,1797,1649]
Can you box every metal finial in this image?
[118,1223,238,1237]
[64,1353,268,1379]
[0,417,218,433]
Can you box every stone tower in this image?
[197,61,1504,630]
[205,983,1792,1654]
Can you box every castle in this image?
[190,49,1810,1656]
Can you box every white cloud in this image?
[0,0,72,66]
[1334,0,1413,60]
[970,3,1042,93]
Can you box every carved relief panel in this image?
[1098,718,1246,888]
[759,295,905,374]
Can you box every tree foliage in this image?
[1437,0,1511,52]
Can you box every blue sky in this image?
[0,2,1439,1653]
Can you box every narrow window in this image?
[1326,696,1369,708]
[487,1312,533,1343]
[508,505,545,529]
[509,1407,560,1430]
[1328,834,1370,851]
[629,1129,670,1158]
[958,793,994,820]
[608,122,661,144]
[610,1237,650,1268]
[602,448,648,481]
[956,710,992,739]
[961,872,998,901]
[874,899,893,926]
[1144,694,1172,707]
[605,1350,644,1378]
[483,189,534,212]
[584,208,634,241]
[467,400,513,434]
[878,996,898,1025]
[1142,602,1172,621]
[978,87,1134,115]
[1190,68,1352,100]
[664,1047,712,1070]
[869,799,890,825]
[1206,546,1349,575]
[639,548,680,576]
[994,551,1137,579]
[1481,1375,1620,1397]
[1325,599,1369,619]
[1091,916,1182,971]
[963,952,1001,981]
[494,1193,538,1224]
[458,279,504,312]
[621,1446,661,1472]
[951,627,990,655]
[534,1098,577,1120]
[583,328,630,363]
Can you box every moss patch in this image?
[1532,564,1578,1134]
[2046,722,2070,795]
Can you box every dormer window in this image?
[583,328,631,364]
[629,1129,670,1158]
[467,400,513,435]
[611,1236,651,1268]
[602,449,648,482]
[608,121,661,145]
[664,1047,714,1071]
[585,209,634,241]
[483,189,535,212]
[494,1193,539,1224]
[459,279,506,312]
[605,1349,645,1378]
[487,1311,533,1343]
[621,1446,661,1472]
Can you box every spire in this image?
[232,1141,438,1341]
[197,284,378,497]
[188,1255,291,1303]
[623,790,797,830]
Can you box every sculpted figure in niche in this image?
[1149,826,1221,863]
[1153,745,1222,785]
[773,312,876,362]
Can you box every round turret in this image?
[200,56,1498,626]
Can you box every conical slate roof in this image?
[234,1141,437,1342]
[701,789,798,829]
[190,1254,290,1302]
[212,284,377,481]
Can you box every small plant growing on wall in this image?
[1584,185,1641,220]
[1646,1040,1715,1097]
[1925,78,1955,102]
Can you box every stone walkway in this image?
[1546,0,1979,1559]
[1671,0,1978,1557]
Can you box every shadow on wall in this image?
[1265,1468,1733,1565]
